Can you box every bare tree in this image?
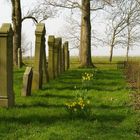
[60,15,81,50]
[60,13,104,60]
[10,0,56,67]
[106,10,127,62]
[123,0,140,61]
[106,0,140,62]
[11,0,22,67]
[42,0,111,67]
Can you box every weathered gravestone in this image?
[68,50,70,69]
[63,41,69,71]
[21,67,33,96]
[42,32,49,84]
[61,43,65,72]
[48,36,55,80]
[59,42,63,73]
[54,38,59,77]
[43,46,49,84]
[54,37,62,76]
[0,23,14,107]
[32,23,46,90]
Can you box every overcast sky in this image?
[0,0,140,57]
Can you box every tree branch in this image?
[21,16,38,23]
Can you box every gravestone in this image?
[59,42,63,73]
[32,23,46,90]
[43,47,49,84]
[22,67,33,96]
[63,41,69,70]
[57,38,62,75]
[68,50,70,69]
[61,44,65,72]
[54,37,62,76]
[41,31,49,84]
[54,38,58,77]
[48,35,55,80]
[0,23,14,107]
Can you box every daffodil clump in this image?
[65,96,90,117]
[82,72,94,88]
[65,72,95,118]
[82,72,93,82]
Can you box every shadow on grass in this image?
[92,104,131,110]
[15,102,65,109]
[0,114,69,126]
[42,68,125,92]
[0,110,126,126]
[40,93,74,99]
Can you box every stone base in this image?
[0,98,14,107]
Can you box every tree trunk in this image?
[126,45,129,62]
[80,0,93,67]
[109,44,114,62]
[126,24,130,62]
[11,0,22,67]
[109,31,115,63]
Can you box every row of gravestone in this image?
[0,23,70,107]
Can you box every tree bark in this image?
[80,0,93,67]
[109,44,114,62]
[11,0,22,67]
[126,23,130,62]
[109,31,115,62]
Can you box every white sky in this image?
[0,0,140,57]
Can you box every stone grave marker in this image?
[48,35,55,80]
[61,43,65,72]
[0,23,14,107]
[63,41,69,70]
[32,23,45,90]
[56,38,62,75]
[54,37,62,77]
[22,67,33,96]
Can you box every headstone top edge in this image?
[35,23,46,33]
[48,35,55,43]
[24,67,33,74]
[0,23,12,34]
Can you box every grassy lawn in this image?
[0,57,140,140]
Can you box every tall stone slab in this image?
[59,44,63,73]
[61,44,65,72]
[54,37,62,76]
[63,41,69,71]
[0,23,14,107]
[32,23,45,90]
[48,36,55,80]
[43,45,49,84]
[54,38,58,78]
[21,67,33,96]
[68,50,70,69]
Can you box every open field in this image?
[0,57,140,140]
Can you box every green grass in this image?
[0,57,140,140]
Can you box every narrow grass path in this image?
[0,63,139,140]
